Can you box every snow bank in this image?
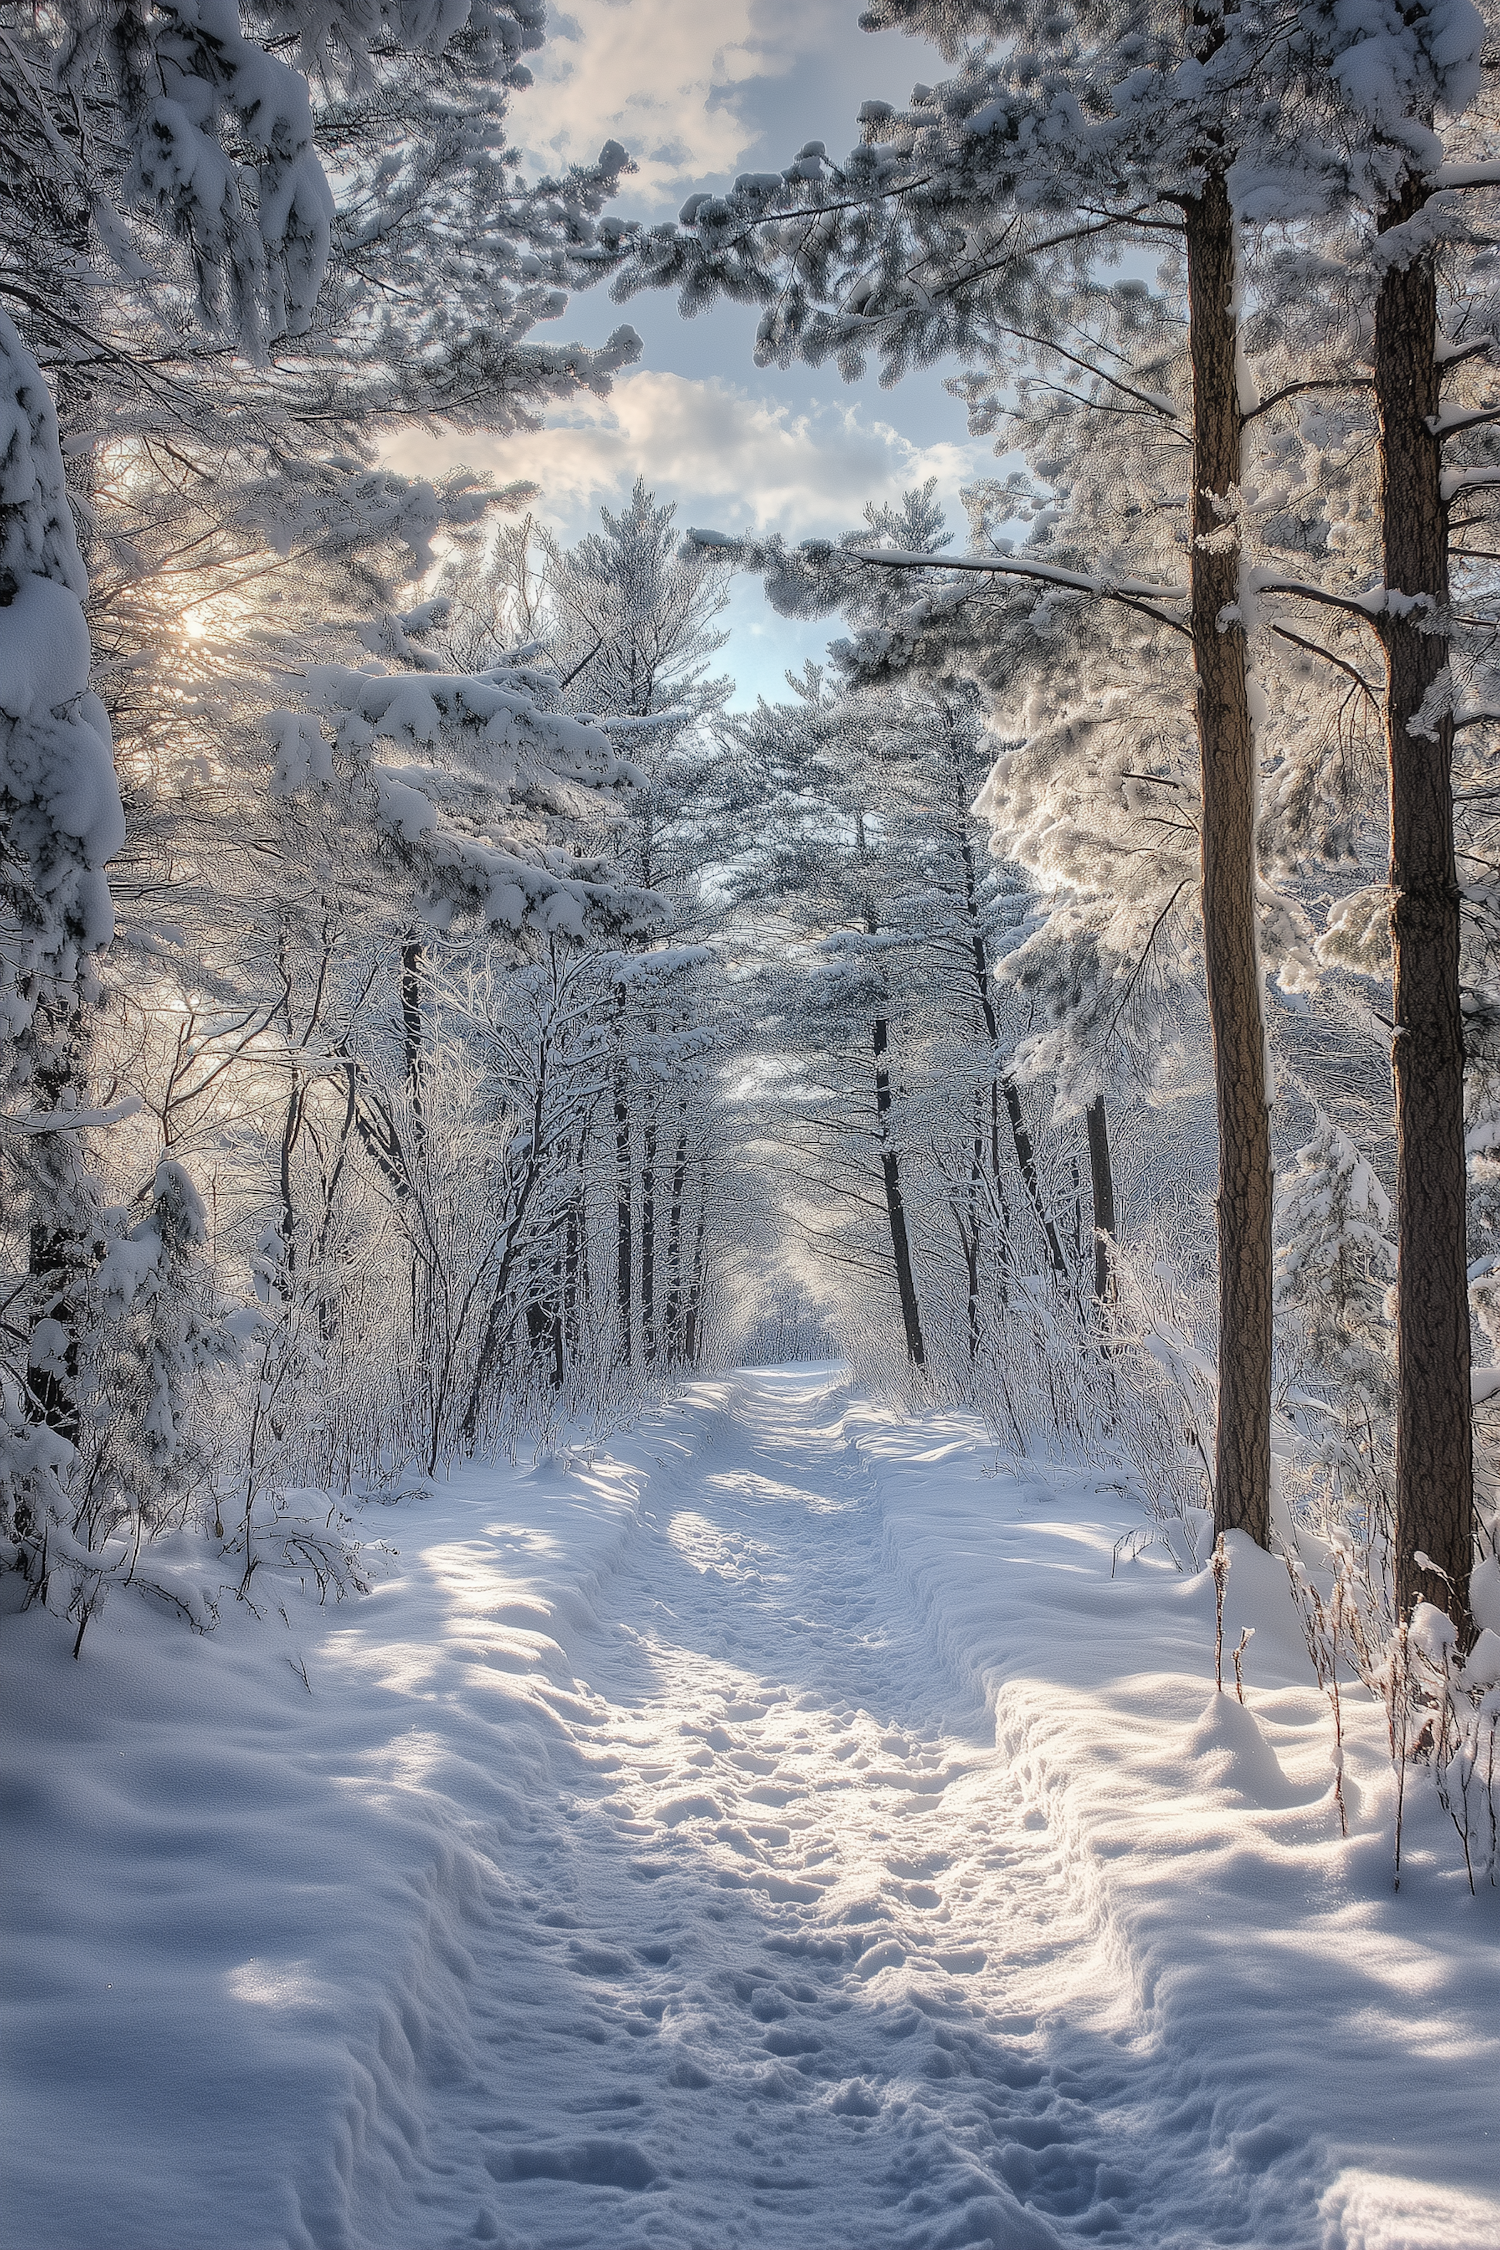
[0,1387,736,2250]
[847,1396,1500,2250]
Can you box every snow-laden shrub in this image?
[0,308,122,1049]
[1397,1600,1500,1890]
[1274,1107,1396,1411]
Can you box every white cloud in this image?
[515,0,785,203]
[384,371,983,545]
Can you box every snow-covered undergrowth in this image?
[2,1400,702,2250]
[3,1368,1496,2250]
[854,1392,1500,2249]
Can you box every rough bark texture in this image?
[401,935,424,1148]
[1085,1096,1116,1307]
[563,1197,581,1356]
[664,1114,689,1362]
[684,1196,708,1368]
[640,1102,657,1365]
[23,1012,91,1444]
[1184,173,1273,1548]
[614,1067,632,1368]
[1376,179,1474,1632]
[872,1016,925,1366]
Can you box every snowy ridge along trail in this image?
[401,1368,1142,2250]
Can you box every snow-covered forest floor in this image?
[5,1365,1495,2250]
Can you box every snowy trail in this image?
[394,1369,1153,2250]
[9,1367,1496,2250]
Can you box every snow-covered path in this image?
[7,1366,1498,2250]
[390,1371,1160,2250]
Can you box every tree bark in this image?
[1375,177,1473,1632]
[23,1008,89,1445]
[278,1070,304,1282]
[872,1016,925,1365]
[1184,171,1273,1548]
[998,1078,1066,1277]
[640,1097,658,1365]
[400,935,426,1358]
[958,835,1064,1273]
[1086,1095,1117,1307]
[401,934,424,1150]
[684,1189,708,1366]
[664,1111,689,1363]
[968,1085,985,1358]
[614,1064,632,1368]
[563,1195,581,1358]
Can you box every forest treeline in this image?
[1,0,1498,1872]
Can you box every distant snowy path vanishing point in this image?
[401,1371,1223,2250]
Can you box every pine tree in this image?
[0,0,660,1602]
[602,0,1486,1554]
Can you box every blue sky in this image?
[386,0,990,705]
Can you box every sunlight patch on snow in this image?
[422,1534,564,1607]
[701,1466,851,1514]
[1321,2170,1500,2250]
[223,1958,333,2011]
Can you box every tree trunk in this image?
[400,935,426,1358]
[278,1071,304,1283]
[664,1112,689,1363]
[23,1006,93,1446]
[1376,177,1473,1632]
[684,1192,708,1367]
[958,833,1062,1272]
[989,1077,1014,1287]
[524,1255,562,1389]
[872,1017,925,1365]
[575,1140,593,1324]
[614,1065,632,1368]
[968,1086,985,1358]
[640,1098,657,1366]
[563,1196,581,1358]
[999,1074,1066,1275]
[401,934,424,1151]
[1184,171,1273,1549]
[551,1240,566,1389]
[1086,1095,1117,1307]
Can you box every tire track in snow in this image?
[388,1371,1193,2250]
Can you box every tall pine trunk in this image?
[664,1111,689,1363]
[967,1084,985,1358]
[23,1007,90,1446]
[1086,1096,1116,1307]
[614,1064,632,1368]
[1376,177,1473,1632]
[563,1195,581,1359]
[401,936,424,1135]
[1184,170,1273,1549]
[872,1016,925,1365]
[684,1190,708,1367]
[640,1096,657,1366]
